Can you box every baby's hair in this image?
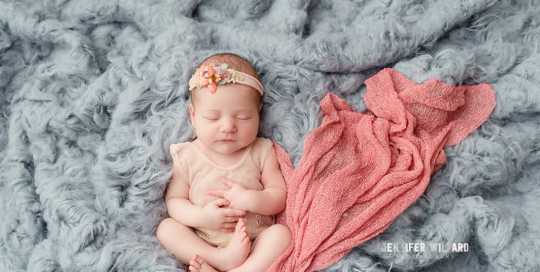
[190,53,261,107]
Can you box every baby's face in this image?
[189,83,262,156]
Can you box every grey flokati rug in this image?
[1,0,540,271]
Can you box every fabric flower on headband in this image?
[189,63,244,93]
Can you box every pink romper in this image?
[169,137,275,248]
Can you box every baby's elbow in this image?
[164,197,185,211]
[276,190,287,213]
[277,202,286,214]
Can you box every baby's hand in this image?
[199,198,245,232]
[206,178,252,212]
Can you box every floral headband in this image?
[188,63,264,95]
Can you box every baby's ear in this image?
[189,103,195,125]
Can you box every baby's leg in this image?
[156,218,250,271]
[229,224,291,272]
[156,218,220,266]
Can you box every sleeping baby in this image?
[157,53,291,272]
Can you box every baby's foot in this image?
[217,218,251,271]
[189,255,217,272]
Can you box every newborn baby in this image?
[157,53,291,272]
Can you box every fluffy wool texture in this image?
[0,0,539,271]
[269,69,495,272]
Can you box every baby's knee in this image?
[156,218,178,242]
[270,224,291,242]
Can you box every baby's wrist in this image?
[245,190,260,212]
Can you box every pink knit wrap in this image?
[266,68,496,272]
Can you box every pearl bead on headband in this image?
[188,63,264,95]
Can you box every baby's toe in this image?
[189,261,201,270]
[190,255,203,267]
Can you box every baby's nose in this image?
[220,118,237,133]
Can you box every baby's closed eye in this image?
[202,115,219,121]
[236,115,252,121]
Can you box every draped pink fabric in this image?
[266,68,496,272]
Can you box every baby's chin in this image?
[212,142,248,155]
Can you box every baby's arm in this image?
[166,163,245,232]
[248,146,287,215]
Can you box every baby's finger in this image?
[221,178,236,188]
[206,189,226,198]
[224,209,245,217]
[221,222,237,229]
[208,198,230,207]
[224,216,241,223]
[220,227,235,232]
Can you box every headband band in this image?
[189,63,264,96]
